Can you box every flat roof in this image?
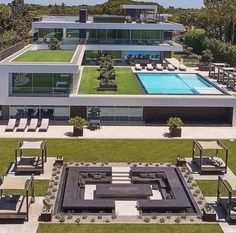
[121,4,157,11]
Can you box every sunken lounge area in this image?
[56,165,200,216]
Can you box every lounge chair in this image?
[5,118,16,131]
[179,64,187,71]
[167,64,175,71]
[28,119,38,131]
[155,64,164,71]
[146,64,154,71]
[39,118,49,132]
[135,64,142,71]
[16,118,27,131]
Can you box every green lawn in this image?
[197,180,229,197]
[14,50,74,62]
[5,180,49,197]
[78,67,143,94]
[37,224,223,233]
[1,139,236,174]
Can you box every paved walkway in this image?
[0,125,236,139]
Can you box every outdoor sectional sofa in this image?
[130,167,196,213]
[62,167,115,212]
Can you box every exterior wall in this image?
[70,106,87,118]
[1,105,9,120]
[143,107,233,125]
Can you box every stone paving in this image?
[0,124,236,139]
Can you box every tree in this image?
[200,50,214,64]
[48,37,61,50]
[183,29,206,54]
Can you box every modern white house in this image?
[0,4,236,126]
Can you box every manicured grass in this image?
[197,180,229,197]
[1,139,236,174]
[172,52,182,61]
[78,67,143,94]
[37,224,223,233]
[5,180,49,197]
[14,50,74,62]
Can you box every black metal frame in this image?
[192,140,228,174]
[15,140,47,174]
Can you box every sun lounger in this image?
[167,64,175,71]
[146,64,154,71]
[39,118,49,132]
[155,64,164,71]
[5,118,16,131]
[135,64,142,71]
[28,119,38,131]
[16,118,27,131]
[179,64,187,71]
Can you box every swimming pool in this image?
[136,73,224,95]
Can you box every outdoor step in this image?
[112,174,129,177]
[112,177,131,181]
[112,180,131,184]
[112,167,130,173]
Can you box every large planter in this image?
[40,211,52,222]
[169,127,182,137]
[97,84,117,91]
[202,209,216,222]
[198,64,210,71]
[73,127,83,137]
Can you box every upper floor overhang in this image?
[33,21,184,31]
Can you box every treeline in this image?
[0,0,31,51]
[183,29,236,66]
[27,0,164,16]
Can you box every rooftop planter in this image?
[69,116,87,137]
[167,117,184,137]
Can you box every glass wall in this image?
[87,106,143,121]
[38,28,63,41]
[86,29,162,45]
[9,106,70,120]
[87,29,130,44]
[11,73,73,96]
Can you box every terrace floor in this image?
[0,124,235,140]
[13,50,75,62]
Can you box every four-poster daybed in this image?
[217,176,236,221]
[15,140,47,174]
[192,140,228,174]
[0,176,34,221]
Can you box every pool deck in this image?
[0,124,236,139]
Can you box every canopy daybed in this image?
[15,140,47,174]
[217,176,236,221]
[0,176,34,221]
[192,140,228,174]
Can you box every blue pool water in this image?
[137,73,222,95]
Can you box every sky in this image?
[1,0,204,9]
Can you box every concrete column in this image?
[63,28,67,39]
[232,107,236,127]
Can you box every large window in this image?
[87,106,143,121]
[11,73,73,96]
[38,28,63,41]
[10,106,70,120]
[87,29,130,44]
[66,29,80,38]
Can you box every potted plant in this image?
[167,117,184,137]
[202,204,216,222]
[69,116,87,137]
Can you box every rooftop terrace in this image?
[14,50,75,63]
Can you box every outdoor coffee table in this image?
[95,184,152,198]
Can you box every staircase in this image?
[112,167,131,184]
